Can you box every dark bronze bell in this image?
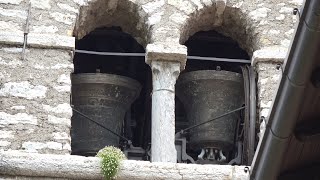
[71,73,141,156]
[176,70,244,151]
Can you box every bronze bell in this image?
[176,70,244,151]
[71,73,141,156]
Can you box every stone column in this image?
[146,43,187,162]
[151,61,180,162]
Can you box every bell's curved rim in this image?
[71,73,142,91]
[177,70,243,85]
[189,139,234,151]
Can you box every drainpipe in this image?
[250,0,320,179]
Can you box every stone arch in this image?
[73,0,149,47]
[177,1,258,55]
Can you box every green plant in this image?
[96,146,126,180]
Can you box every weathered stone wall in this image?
[0,0,302,161]
[0,0,77,154]
[255,62,283,138]
[248,0,303,137]
[251,46,287,138]
[0,47,73,154]
[0,0,302,48]
[0,0,305,179]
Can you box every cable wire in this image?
[71,105,130,142]
[75,49,145,57]
[74,49,251,63]
[182,106,246,133]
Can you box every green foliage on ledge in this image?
[96,146,126,180]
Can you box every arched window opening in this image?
[71,27,151,160]
[175,30,254,166]
[184,30,250,73]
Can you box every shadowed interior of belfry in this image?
[71,27,256,166]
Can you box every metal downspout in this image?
[250,0,320,179]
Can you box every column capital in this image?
[151,61,180,92]
[146,43,187,70]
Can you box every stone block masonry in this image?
[251,46,287,139]
[0,0,303,179]
[0,0,300,158]
[0,0,302,50]
[0,46,73,154]
[255,62,283,139]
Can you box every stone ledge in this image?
[251,46,289,66]
[0,151,249,180]
[146,43,187,70]
[0,32,75,50]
